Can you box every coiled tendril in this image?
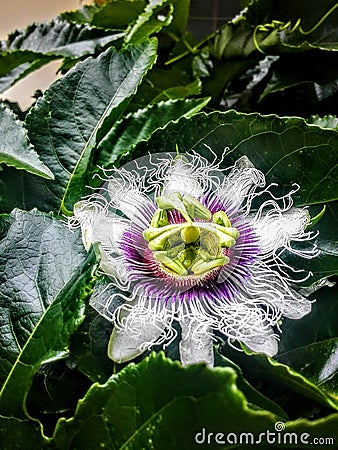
[253,2,338,54]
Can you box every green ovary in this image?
[143,192,240,277]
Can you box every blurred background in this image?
[0,0,79,108]
[188,0,241,39]
[0,0,241,109]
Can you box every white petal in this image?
[241,331,278,357]
[220,156,265,210]
[240,261,312,320]
[253,207,310,255]
[280,291,312,319]
[208,299,280,357]
[162,158,204,199]
[92,216,129,252]
[253,267,313,319]
[179,319,214,366]
[108,327,148,363]
[108,178,153,227]
[73,201,96,250]
[100,254,128,282]
[73,201,129,252]
[108,303,172,364]
[73,201,130,281]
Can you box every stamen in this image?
[183,194,212,220]
[212,210,231,227]
[191,257,230,275]
[150,209,169,227]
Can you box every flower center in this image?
[143,192,240,277]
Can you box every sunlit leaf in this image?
[0,103,53,179]
[0,19,123,92]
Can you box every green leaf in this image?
[308,115,338,130]
[0,19,124,93]
[52,352,285,449]
[0,244,97,420]
[60,4,101,25]
[68,300,114,383]
[97,97,210,166]
[0,39,157,214]
[26,360,92,434]
[281,340,338,401]
[62,0,190,39]
[209,0,338,65]
[0,416,47,450]
[68,308,114,383]
[0,104,54,179]
[278,284,338,400]
[122,110,338,206]
[52,352,338,449]
[127,58,201,112]
[62,1,146,29]
[203,58,257,106]
[220,344,338,413]
[0,209,87,385]
[92,1,148,29]
[166,0,190,38]
[210,20,261,59]
[254,354,338,411]
[0,56,54,95]
[67,275,127,383]
[258,51,338,103]
[0,19,123,57]
[214,350,288,419]
[282,202,338,285]
[277,2,338,51]
[124,0,174,45]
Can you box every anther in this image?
[191,256,230,275]
[183,194,212,220]
[150,209,169,228]
[212,211,231,227]
[153,252,188,276]
[147,229,181,251]
[156,193,191,221]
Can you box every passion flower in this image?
[70,151,318,366]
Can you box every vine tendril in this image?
[253,2,338,53]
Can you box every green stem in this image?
[299,2,338,35]
[165,33,216,66]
